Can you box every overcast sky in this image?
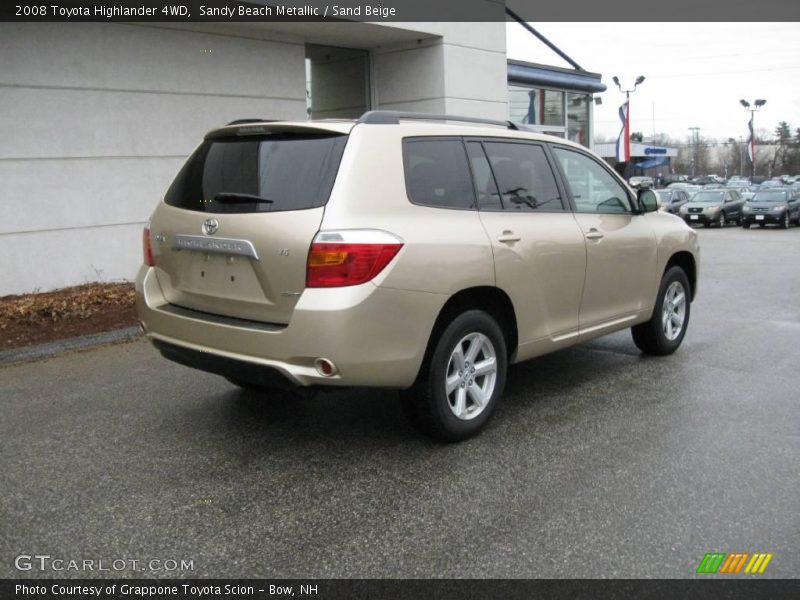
[506,22,800,144]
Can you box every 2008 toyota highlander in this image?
[136,111,700,441]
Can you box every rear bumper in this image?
[136,266,445,388]
[152,338,299,391]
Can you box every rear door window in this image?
[480,141,565,212]
[165,133,347,213]
[402,138,476,209]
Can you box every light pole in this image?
[740,99,766,179]
[612,75,645,176]
[688,127,700,178]
[739,136,744,176]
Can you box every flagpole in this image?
[624,92,630,163]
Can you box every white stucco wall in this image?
[1,22,307,295]
[373,22,508,118]
[1,21,508,295]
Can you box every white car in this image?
[629,176,654,189]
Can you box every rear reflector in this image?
[306,230,403,288]
[143,226,155,267]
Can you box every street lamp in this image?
[612,75,646,98]
[612,75,646,176]
[740,98,766,179]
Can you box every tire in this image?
[717,213,725,228]
[402,310,507,442]
[631,266,691,356]
[781,212,790,229]
[743,222,751,229]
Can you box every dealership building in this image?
[1,17,603,295]
[594,142,680,177]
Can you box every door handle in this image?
[497,231,521,243]
[585,228,604,240]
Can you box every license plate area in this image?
[171,251,267,303]
[690,215,699,220]
[756,215,765,221]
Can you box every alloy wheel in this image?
[445,332,497,420]
[661,280,687,341]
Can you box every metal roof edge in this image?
[507,60,607,94]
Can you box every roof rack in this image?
[225,119,276,126]
[357,110,520,131]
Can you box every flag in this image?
[615,101,630,162]
[746,117,754,164]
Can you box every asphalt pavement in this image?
[2,225,799,579]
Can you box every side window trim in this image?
[465,136,570,213]
[463,139,504,211]
[548,143,637,214]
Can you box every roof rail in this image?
[225,118,276,126]
[357,110,520,131]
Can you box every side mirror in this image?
[638,189,659,213]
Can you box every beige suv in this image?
[136,111,699,441]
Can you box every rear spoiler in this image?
[205,120,354,139]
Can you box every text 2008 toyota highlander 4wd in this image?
[136,112,700,441]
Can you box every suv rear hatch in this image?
[149,123,350,325]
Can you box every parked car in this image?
[679,189,745,227]
[629,175,655,189]
[136,111,699,441]
[668,182,701,193]
[656,188,691,214]
[738,186,759,201]
[662,174,689,185]
[761,179,784,189]
[692,175,723,186]
[742,189,800,228]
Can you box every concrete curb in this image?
[0,327,143,366]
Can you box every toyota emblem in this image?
[202,218,219,235]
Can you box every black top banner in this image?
[4,579,800,600]
[2,0,800,22]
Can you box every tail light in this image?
[143,225,155,267]
[306,230,403,288]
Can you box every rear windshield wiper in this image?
[214,193,274,204]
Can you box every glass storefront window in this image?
[508,85,533,124]
[508,85,564,127]
[567,92,591,147]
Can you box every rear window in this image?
[165,133,347,213]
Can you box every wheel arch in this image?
[417,286,519,381]
[665,251,697,301]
